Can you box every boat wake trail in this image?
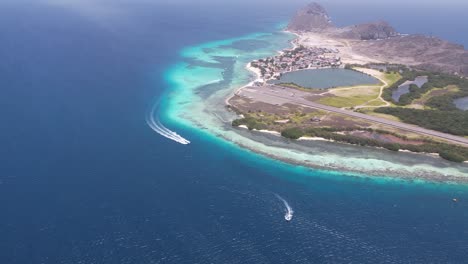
[146,103,191,145]
[206,79,222,85]
[275,194,293,221]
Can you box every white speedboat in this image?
[285,212,293,221]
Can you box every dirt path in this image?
[352,68,391,109]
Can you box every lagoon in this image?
[269,68,379,89]
[392,76,428,102]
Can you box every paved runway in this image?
[237,85,468,146]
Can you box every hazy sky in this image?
[35,0,468,19]
[32,0,468,17]
[36,0,468,25]
[39,0,468,8]
[4,0,463,46]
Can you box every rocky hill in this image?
[288,3,396,40]
[337,21,398,40]
[352,35,468,75]
[289,2,468,76]
[287,3,334,32]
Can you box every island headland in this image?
[287,2,468,76]
[226,2,468,178]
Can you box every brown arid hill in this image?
[288,2,468,76]
[351,35,468,75]
[335,21,398,40]
[286,2,334,32]
[288,3,398,40]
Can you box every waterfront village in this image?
[250,46,342,82]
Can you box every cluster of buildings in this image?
[250,46,342,80]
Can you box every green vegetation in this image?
[280,126,468,163]
[318,94,377,108]
[382,68,468,107]
[375,108,468,136]
[382,71,402,86]
[276,82,317,91]
[318,86,380,108]
[426,95,459,111]
[397,84,424,105]
[381,69,425,104]
[426,91,468,111]
[409,86,457,107]
[373,68,468,138]
[232,116,267,130]
[364,99,388,107]
[439,151,467,163]
[346,63,404,75]
[233,65,468,163]
[232,113,468,162]
[281,127,304,139]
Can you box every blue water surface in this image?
[1,1,468,263]
[270,68,379,89]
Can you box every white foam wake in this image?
[146,103,191,145]
[275,194,294,221]
[206,79,222,85]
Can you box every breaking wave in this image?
[146,102,191,145]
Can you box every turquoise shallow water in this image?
[270,68,380,89]
[157,26,468,182]
[3,2,468,263]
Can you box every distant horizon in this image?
[14,0,465,47]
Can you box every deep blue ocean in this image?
[1,1,468,263]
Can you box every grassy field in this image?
[318,86,380,108]
[381,71,402,86]
[353,67,401,86]
[315,68,402,109]
[363,99,388,107]
[359,109,402,122]
[277,82,325,93]
[278,68,401,109]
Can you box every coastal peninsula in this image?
[227,3,468,166]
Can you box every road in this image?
[237,85,468,146]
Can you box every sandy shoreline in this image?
[229,124,468,183]
[228,130,468,184]
[222,31,468,183]
[226,31,302,106]
[225,62,262,106]
[239,125,449,163]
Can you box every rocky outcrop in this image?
[289,2,468,76]
[287,3,334,32]
[288,3,397,40]
[338,21,398,40]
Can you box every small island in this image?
[227,2,468,164]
